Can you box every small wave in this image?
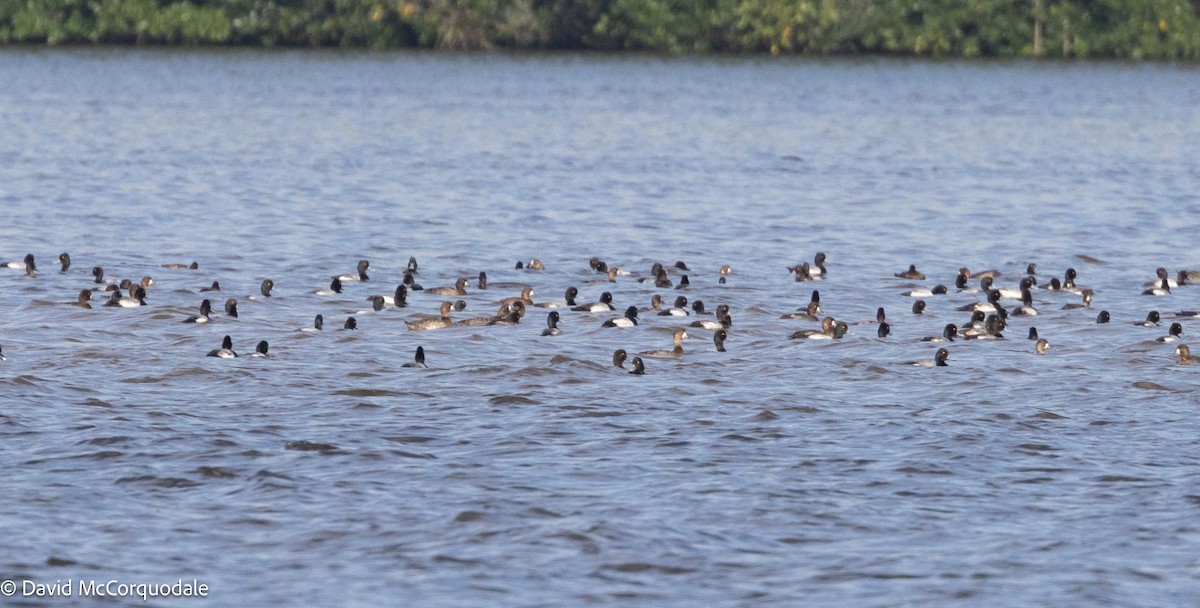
[488,394,536,405]
[195,466,238,478]
[1131,381,1174,391]
[284,440,341,453]
[596,563,696,575]
[333,388,402,397]
[114,475,200,488]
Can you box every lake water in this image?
[1,50,1199,606]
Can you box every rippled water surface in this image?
[2,50,1199,606]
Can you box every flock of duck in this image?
[3,251,1200,371]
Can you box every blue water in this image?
[1,50,1199,606]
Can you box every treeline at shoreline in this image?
[3,0,1200,60]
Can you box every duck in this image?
[425,277,469,296]
[791,317,835,339]
[713,329,728,352]
[73,289,92,309]
[792,318,848,340]
[911,300,926,315]
[497,286,536,308]
[781,301,820,321]
[522,258,545,271]
[250,341,270,358]
[1156,323,1184,343]
[359,296,386,313]
[1035,338,1050,355]
[675,275,691,289]
[1134,311,1161,327]
[541,311,563,336]
[343,317,358,330]
[255,279,274,298]
[224,298,239,318]
[654,268,673,288]
[58,252,71,272]
[1040,277,1063,291]
[997,277,1036,300]
[790,262,816,282]
[200,281,221,292]
[406,257,420,275]
[403,272,424,291]
[301,314,324,332]
[315,277,343,296]
[659,296,690,316]
[1096,310,1110,324]
[877,322,891,338]
[963,314,1005,340]
[91,266,109,285]
[402,346,427,368]
[1026,263,1038,276]
[161,261,198,270]
[1142,278,1171,296]
[3,253,35,275]
[115,286,147,308]
[1062,289,1093,309]
[902,285,947,297]
[477,271,488,289]
[961,310,987,332]
[135,275,155,290]
[601,306,639,328]
[1144,267,1179,288]
[612,349,628,369]
[637,263,672,287]
[1175,344,1197,365]
[693,309,732,331]
[1028,327,1039,340]
[586,267,620,284]
[589,257,608,273]
[809,252,828,276]
[921,324,958,342]
[962,266,1000,280]
[690,300,710,315]
[908,348,949,367]
[454,302,514,327]
[488,301,526,326]
[206,335,237,358]
[894,264,925,280]
[1011,288,1038,316]
[182,299,213,323]
[719,264,733,276]
[956,289,1001,313]
[628,356,646,375]
[954,274,977,293]
[640,328,688,357]
[636,262,664,283]
[336,259,370,282]
[535,287,580,309]
[572,291,615,313]
[1177,270,1193,286]
[1063,267,1079,290]
[406,301,454,330]
[381,285,408,307]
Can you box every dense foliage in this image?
[2,0,1199,59]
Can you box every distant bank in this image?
[2,0,1198,60]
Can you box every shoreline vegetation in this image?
[1,1,1199,60]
